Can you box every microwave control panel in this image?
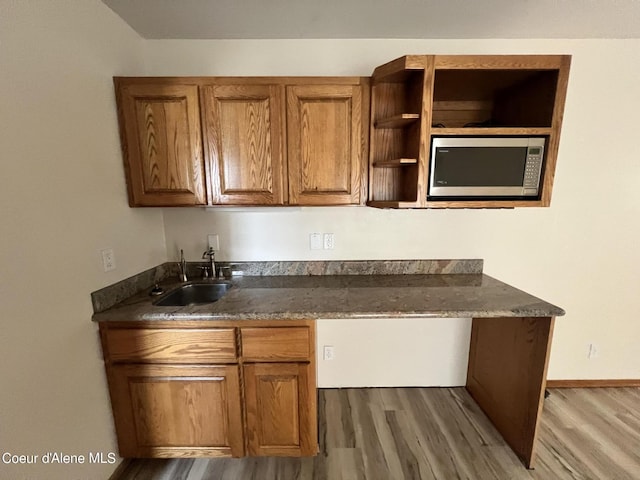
[523,146,544,194]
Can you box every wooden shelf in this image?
[429,127,553,136]
[372,55,428,84]
[367,200,421,209]
[375,114,420,129]
[373,158,418,168]
[425,199,544,209]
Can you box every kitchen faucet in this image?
[178,249,188,282]
[202,247,217,278]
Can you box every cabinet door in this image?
[116,82,206,206]
[287,84,366,205]
[107,364,244,458]
[202,84,285,205]
[243,363,317,456]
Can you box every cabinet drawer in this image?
[104,328,237,363]
[241,327,311,362]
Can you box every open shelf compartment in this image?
[431,69,560,129]
[368,64,427,205]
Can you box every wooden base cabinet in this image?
[244,363,316,456]
[100,321,317,459]
[107,364,244,458]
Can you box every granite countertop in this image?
[92,265,565,322]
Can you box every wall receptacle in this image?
[101,248,116,272]
[587,343,598,359]
[323,233,335,250]
[323,345,335,361]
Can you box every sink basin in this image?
[153,282,232,306]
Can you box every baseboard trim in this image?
[546,379,640,388]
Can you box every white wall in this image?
[316,318,471,388]
[7,7,638,479]
[0,2,165,479]
[152,39,640,382]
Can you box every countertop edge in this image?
[93,308,566,323]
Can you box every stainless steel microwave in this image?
[428,137,545,199]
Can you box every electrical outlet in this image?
[208,234,220,250]
[323,233,335,250]
[101,248,116,272]
[323,345,335,361]
[309,233,322,250]
[587,343,598,359]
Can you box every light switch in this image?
[208,234,220,250]
[309,233,322,250]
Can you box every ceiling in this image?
[103,0,640,40]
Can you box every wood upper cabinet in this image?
[367,55,571,209]
[201,84,285,205]
[287,84,366,205]
[115,80,206,206]
[114,77,368,207]
[107,363,244,457]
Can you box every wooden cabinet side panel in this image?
[466,316,554,468]
[415,60,434,208]
[107,364,244,458]
[540,56,571,207]
[115,81,206,206]
[287,84,364,205]
[202,84,285,205]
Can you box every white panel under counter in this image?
[316,317,471,388]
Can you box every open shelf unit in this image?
[368,56,431,207]
[367,54,571,209]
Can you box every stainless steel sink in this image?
[153,282,232,306]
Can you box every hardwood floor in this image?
[111,387,640,480]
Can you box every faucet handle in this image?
[198,266,210,278]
